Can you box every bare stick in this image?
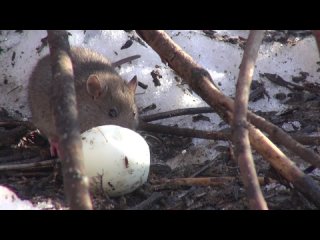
[139,116,320,145]
[139,122,230,141]
[141,110,320,146]
[247,113,320,168]
[128,192,164,210]
[151,176,275,190]
[247,123,320,206]
[136,30,320,207]
[0,159,55,171]
[189,160,217,178]
[140,107,214,122]
[47,30,92,210]
[0,121,35,129]
[290,134,320,146]
[233,30,267,209]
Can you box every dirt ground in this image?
[1,30,320,210]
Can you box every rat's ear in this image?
[128,75,138,93]
[86,75,107,100]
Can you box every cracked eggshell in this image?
[81,125,150,197]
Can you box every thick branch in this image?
[47,30,92,210]
[233,30,267,210]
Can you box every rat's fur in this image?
[28,47,138,141]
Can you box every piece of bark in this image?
[47,30,92,210]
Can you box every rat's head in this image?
[85,73,139,130]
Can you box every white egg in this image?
[81,125,150,197]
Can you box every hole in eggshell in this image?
[124,156,129,168]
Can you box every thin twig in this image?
[233,30,267,210]
[151,176,275,190]
[247,123,320,206]
[248,113,320,168]
[128,192,164,210]
[140,107,214,122]
[0,121,35,129]
[141,108,320,146]
[140,120,320,147]
[290,134,320,146]
[47,30,92,210]
[139,122,230,141]
[0,172,50,177]
[262,73,320,94]
[189,160,217,178]
[0,159,55,171]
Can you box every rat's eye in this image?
[109,107,119,118]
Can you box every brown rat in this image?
[28,47,139,155]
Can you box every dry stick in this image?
[141,109,320,146]
[47,30,92,210]
[0,121,35,129]
[139,122,230,141]
[290,134,320,146]
[151,176,275,190]
[141,107,214,122]
[247,113,320,168]
[233,30,267,210]
[247,124,320,205]
[128,192,164,210]
[136,30,320,207]
[190,160,218,178]
[0,159,54,171]
[2,172,49,177]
